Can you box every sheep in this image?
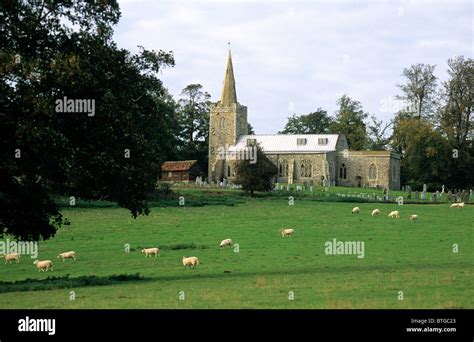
[450,203,459,208]
[409,214,418,221]
[458,202,465,208]
[57,251,76,262]
[142,247,160,258]
[182,256,199,269]
[280,228,295,238]
[33,260,54,272]
[2,253,21,264]
[388,210,400,219]
[352,207,360,214]
[220,239,233,249]
[371,209,380,217]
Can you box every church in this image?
[208,50,401,190]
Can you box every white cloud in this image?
[113,0,472,134]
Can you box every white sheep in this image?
[33,260,54,272]
[142,247,160,258]
[2,253,21,264]
[388,210,400,219]
[409,214,418,221]
[280,228,295,238]
[182,256,199,269]
[371,209,380,217]
[57,251,76,262]
[220,239,233,249]
[450,203,459,208]
[352,207,360,214]
[458,202,465,208]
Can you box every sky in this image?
[113,0,473,134]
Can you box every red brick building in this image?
[161,160,203,182]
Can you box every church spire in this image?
[220,47,237,105]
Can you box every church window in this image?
[339,164,347,179]
[218,117,226,128]
[246,138,256,146]
[297,138,307,146]
[279,160,288,177]
[300,160,312,177]
[318,138,328,145]
[368,164,377,180]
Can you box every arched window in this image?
[339,163,347,179]
[218,117,226,128]
[299,160,312,177]
[278,160,288,177]
[368,163,377,180]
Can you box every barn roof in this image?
[229,134,342,154]
[161,160,198,172]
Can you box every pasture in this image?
[0,198,472,309]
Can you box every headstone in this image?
[423,184,427,192]
[421,191,426,200]
[436,190,440,200]
[447,190,453,202]
[324,186,329,192]
[470,189,473,200]
[441,185,445,193]
[310,186,313,192]
[296,185,302,191]
[222,178,227,187]
[415,191,419,199]
[280,185,284,190]
[287,186,290,191]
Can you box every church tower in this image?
[208,49,248,182]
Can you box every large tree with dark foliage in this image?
[0,1,177,240]
[235,145,278,196]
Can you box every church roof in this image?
[230,134,341,154]
[220,50,237,105]
[161,160,198,172]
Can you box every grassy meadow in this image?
[0,194,472,309]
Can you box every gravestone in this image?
[423,184,427,192]
[447,190,453,202]
[436,190,440,200]
[310,186,313,192]
[470,189,473,201]
[415,191,419,199]
[441,185,445,194]
[421,191,426,200]
[296,185,302,191]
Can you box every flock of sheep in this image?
[1,201,467,272]
[1,251,76,272]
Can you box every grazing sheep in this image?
[142,247,160,258]
[2,253,21,264]
[388,210,400,219]
[57,251,76,262]
[280,228,295,238]
[220,239,233,249]
[352,207,360,214]
[409,214,418,221]
[371,209,380,217]
[182,256,199,269]
[33,260,53,272]
[450,203,459,208]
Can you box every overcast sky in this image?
[114,0,472,134]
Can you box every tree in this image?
[367,115,392,150]
[176,84,210,170]
[437,56,474,188]
[396,63,437,119]
[247,123,255,135]
[234,145,277,196]
[0,1,176,240]
[400,120,451,189]
[330,95,368,150]
[279,108,332,134]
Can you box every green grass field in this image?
[0,198,472,309]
